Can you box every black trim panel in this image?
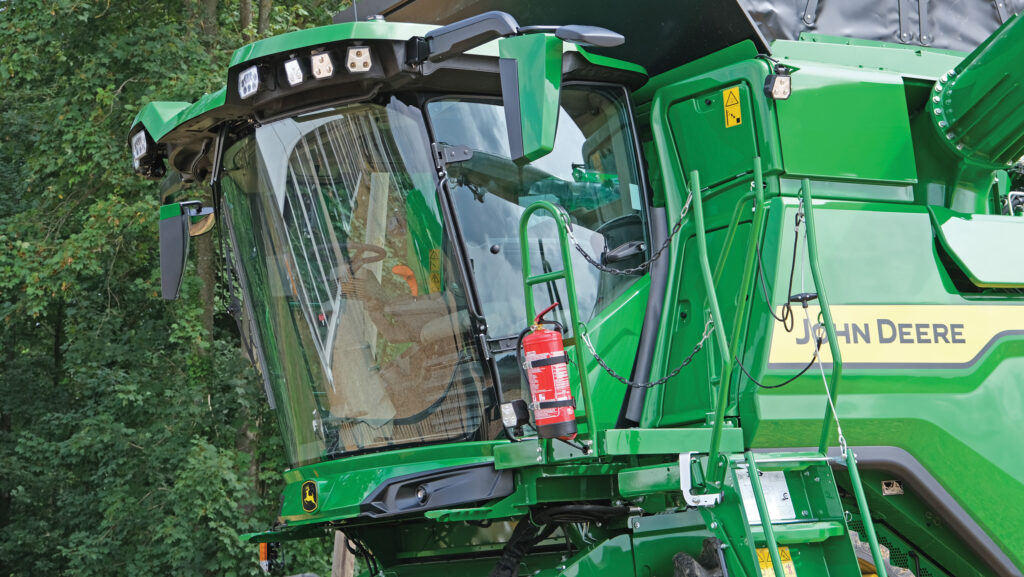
[360,463,514,518]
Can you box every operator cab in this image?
[134,14,651,468]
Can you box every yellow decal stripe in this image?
[767,305,1024,368]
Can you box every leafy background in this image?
[0,0,347,575]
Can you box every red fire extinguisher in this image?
[519,303,577,440]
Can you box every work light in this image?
[311,52,334,79]
[238,66,260,99]
[132,131,148,160]
[284,58,304,87]
[764,63,792,100]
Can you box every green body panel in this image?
[775,63,917,183]
[772,36,965,77]
[278,442,503,524]
[499,35,563,163]
[136,89,226,142]
[133,101,191,142]
[930,206,1024,287]
[229,21,436,67]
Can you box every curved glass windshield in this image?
[222,98,491,467]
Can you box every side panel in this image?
[747,198,1024,570]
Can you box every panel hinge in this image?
[432,143,473,171]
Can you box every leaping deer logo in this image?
[301,481,318,512]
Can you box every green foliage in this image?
[0,0,334,575]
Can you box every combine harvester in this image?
[130,1,1024,575]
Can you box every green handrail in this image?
[725,161,768,415]
[745,452,786,577]
[690,169,735,489]
[518,200,598,455]
[799,179,887,577]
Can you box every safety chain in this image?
[580,316,715,389]
[565,192,693,276]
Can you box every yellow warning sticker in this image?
[724,86,742,128]
[757,547,797,577]
[428,248,442,293]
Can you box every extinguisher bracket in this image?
[528,353,568,368]
[530,398,576,411]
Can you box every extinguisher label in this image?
[525,351,575,422]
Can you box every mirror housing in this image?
[499,34,563,165]
[159,201,213,300]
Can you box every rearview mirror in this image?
[159,201,213,300]
[499,34,562,165]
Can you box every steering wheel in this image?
[345,242,387,274]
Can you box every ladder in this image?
[517,200,599,456]
[688,164,890,576]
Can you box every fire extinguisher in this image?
[518,303,577,440]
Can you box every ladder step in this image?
[742,451,833,471]
[750,521,848,545]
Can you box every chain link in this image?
[580,316,714,389]
[565,193,693,276]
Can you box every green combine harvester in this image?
[130,1,1024,575]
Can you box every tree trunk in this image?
[258,0,271,36]
[332,532,356,577]
[196,231,216,340]
[204,0,218,36]
[239,0,252,42]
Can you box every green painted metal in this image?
[691,168,736,490]
[131,101,190,140]
[132,88,226,142]
[845,449,888,577]
[744,452,786,577]
[797,180,843,454]
[930,206,1024,287]
[772,37,964,77]
[775,63,917,183]
[158,202,182,220]
[928,14,1024,168]
[600,427,743,455]
[499,34,563,163]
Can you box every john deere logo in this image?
[300,480,318,513]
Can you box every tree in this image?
[0,0,339,575]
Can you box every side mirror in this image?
[499,34,563,165]
[159,201,213,300]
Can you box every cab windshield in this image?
[221,98,490,467]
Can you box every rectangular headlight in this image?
[131,131,148,160]
[284,58,304,87]
[238,65,260,99]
